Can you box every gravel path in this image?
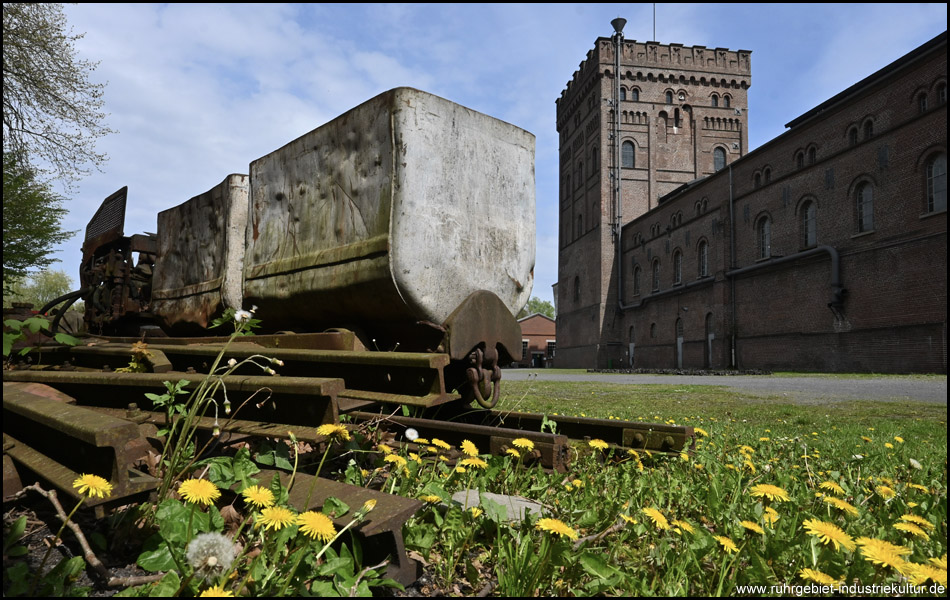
[501,370,947,405]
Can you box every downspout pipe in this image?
[612,19,625,313]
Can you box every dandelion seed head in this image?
[186,532,236,582]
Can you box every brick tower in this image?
[555,20,752,367]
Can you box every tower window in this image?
[723,95,731,108]
[713,147,726,172]
[856,183,874,232]
[926,153,946,213]
[711,94,719,107]
[665,91,673,104]
[620,87,627,101]
[622,141,635,168]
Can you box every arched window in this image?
[650,323,656,338]
[938,83,947,105]
[918,93,928,113]
[622,141,635,168]
[713,147,726,172]
[698,240,708,277]
[863,120,873,140]
[754,173,761,188]
[573,276,580,303]
[673,250,682,285]
[757,215,771,259]
[800,200,817,248]
[808,147,817,165]
[665,91,673,104]
[856,182,874,232]
[764,168,771,184]
[796,151,805,169]
[652,260,660,291]
[848,127,858,146]
[577,214,584,238]
[632,264,641,295]
[723,95,731,108]
[711,94,719,107]
[926,153,947,213]
[620,87,627,101]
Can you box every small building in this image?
[516,313,557,367]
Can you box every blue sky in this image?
[51,3,946,306]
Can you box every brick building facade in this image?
[556,25,947,373]
[516,313,557,368]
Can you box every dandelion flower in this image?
[694,427,709,437]
[823,496,859,517]
[413,437,429,445]
[620,514,638,525]
[186,532,236,581]
[432,438,452,451]
[505,448,521,458]
[257,506,296,531]
[818,480,845,496]
[749,484,790,503]
[906,483,929,493]
[875,485,896,500]
[512,438,535,452]
[420,495,442,504]
[855,537,912,573]
[672,519,695,534]
[469,507,483,518]
[715,535,738,554]
[802,519,855,552]
[641,507,670,530]
[894,436,904,443]
[199,585,235,597]
[588,439,609,451]
[535,518,578,540]
[460,457,488,470]
[740,520,764,535]
[358,499,377,518]
[928,554,947,570]
[179,479,221,506]
[899,514,935,531]
[241,485,275,509]
[455,466,467,474]
[894,522,929,540]
[316,423,350,442]
[297,511,336,543]
[461,440,479,457]
[72,474,113,499]
[377,443,394,454]
[739,445,755,455]
[799,568,840,586]
[384,454,407,469]
[906,563,947,587]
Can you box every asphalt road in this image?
[501,370,948,405]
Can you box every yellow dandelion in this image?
[432,438,451,450]
[461,439,479,457]
[426,446,438,454]
[179,479,221,506]
[377,443,394,455]
[894,436,904,444]
[802,519,855,552]
[899,514,935,531]
[749,484,790,503]
[588,439,609,451]
[743,459,756,474]
[316,423,351,442]
[413,438,429,445]
[384,454,407,469]
[861,436,872,443]
[715,535,739,554]
[875,485,896,500]
[360,499,377,514]
[455,466,467,474]
[535,518,578,540]
[823,496,859,517]
[199,585,235,597]
[241,485,275,509]
[818,480,845,496]
[672,519,695,534]
[799,568,840,586]
[759,437,770,442]
[505,448,521,459]
[72,474,113,499]
[741,520,764,535]
[512,438,535,452]
[694,463,704,470]
[469,507,483,518]
[297,511,336,543]
[420,495,442,504]
[409,452,421,462]
[928,554,947,570]
[855,537,912,573]
[694,427,708,437]
[906,563,947,587]
[739,445,755,455]
[460,457,488,470]
[884,442,894,449]
[906,483,929,493]
[641,507,670,530]
[257,506,296,531]
[620,514,638,525]
[894,522,930,540]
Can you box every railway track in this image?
[3,334,694,586]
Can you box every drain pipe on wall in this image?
[728,165,737,368]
